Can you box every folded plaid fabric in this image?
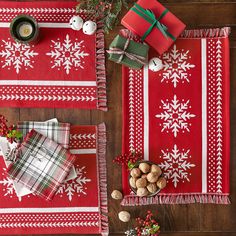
[17,121,70,149]
[7,129,76,201]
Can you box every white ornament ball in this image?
[148,57,163,72]
[69,16,83,31]
[83,20,97,35]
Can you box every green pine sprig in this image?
[77,0,129,33]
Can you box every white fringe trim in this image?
[180,27,231,38]
[121,193,231,206]
[96,22,107,111]
[97,123,109,236]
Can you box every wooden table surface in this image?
[1,0,236,235]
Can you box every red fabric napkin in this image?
[0,124,108,235]
[122,27,230,205]
[0,1,107,110]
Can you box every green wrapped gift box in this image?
[108,34,149,69]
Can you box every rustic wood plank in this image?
[164,205,200,231]
[0,108,19,124]
[165,3,236,27]
[110,233,236,236]
[19,108,54,121]
[127,0,236,4]
[54,109,91,125]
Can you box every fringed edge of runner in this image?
[97,123,109,236]
[96,21,107,111]
[180,27,231,38]
[121,193,231,206]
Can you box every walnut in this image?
[130,168,141,178]
[151,164,162,176]
[147,183,158,193]
[147,172,159,183]
[111,190,123,200]
[118,211,131,222]
[136,178,147,188]
[129,177,137,189]
[141,174,148,179]
[139,162,150,173]
[137,187,149,197]
[156,177,167,189]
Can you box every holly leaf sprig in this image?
[7,127,23,143]
[136,211,160,236]
[113,151,142,170]
[125,211,160,236]
[0,115,22,143]
[77,0,129,33]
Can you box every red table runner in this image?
[122,28,230,205]
[0,1,107,111]
[0,123,108,235]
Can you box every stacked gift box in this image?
[107,0,186,69]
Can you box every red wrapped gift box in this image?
[121,0,186,55]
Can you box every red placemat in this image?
[0,123,108,235]
[0,1,107,111]
[122,28,230,205]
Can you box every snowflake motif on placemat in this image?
[155,95,196,137]
[0,168,22,201]
[160,45,195,87]
[0,39,38,74]
[159,145,195,187]
[46,34,89,74]
[56,165,91,201]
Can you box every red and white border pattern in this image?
[0,4,95,23]
[128,69,144,153]
[206,39,223,193]
[0,7,77,23]
[215,40,223,193]
[0,86,96,102]
[0,211,100,229]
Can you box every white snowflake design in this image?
[0,39,38,74]
[0,168,22,201]
[161,44,195,87]
[46,34,89,74]
[155,95,196,137]
[56,165,91,201]
[159,145,196,187]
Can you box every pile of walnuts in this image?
[129,162,167,197]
